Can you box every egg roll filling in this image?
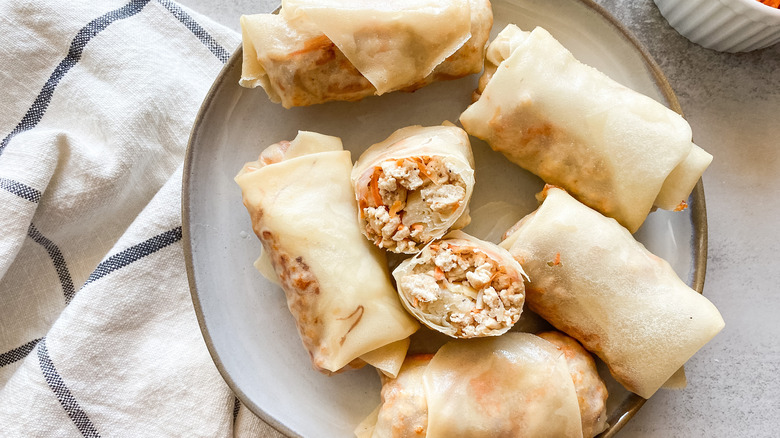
[398,240,525,338]
[357,156,467,253]
[259,32,376,107]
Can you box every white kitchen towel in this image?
[0,1,280,436]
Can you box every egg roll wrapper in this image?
[501,187,724,398]
[461,25,710,232]
[538,331,608,438]
[281,0,470,94]
[240,13,374,108]
[363,354,433,438]
[662,366,688,389]
[235,132,418,374]
[359,338,411,379]
[655,144,713,211]
[354,405,381,438]
[423,333,583,438]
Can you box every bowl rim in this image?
[181,0,709,436]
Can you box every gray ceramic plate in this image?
[182,0,707,436]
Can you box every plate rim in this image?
[181,0,709,436]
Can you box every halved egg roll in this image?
[392,230,526,338]
[240,0,492,108]
[501,186,725,398]
[351,125,475,254]
[460,25,712,233]
[235,131,419,375]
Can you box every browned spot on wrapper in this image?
[485,100,616,219]
[255,225,325,371]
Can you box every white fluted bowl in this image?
[654,0,780,52]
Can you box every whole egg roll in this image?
[538,331,609,438]
[240,12,374,107]
[235,131,419,375]
[501,186,725,398]
[351,125,475,254]
[240,0,492,108]
[460,25,712,233]
[357,333,586,438]
[392,230,526,338]
[424,333,583,438]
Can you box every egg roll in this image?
[240,0,492,108]
[235,131,419,374]
[373,354,433,438]
[460,25,712,233]
[501,186,725,398]
[538,331,609,438]
[351,125,475,254]
[425,333,583,437]
[358,333,587,438]
[393,230,526,338]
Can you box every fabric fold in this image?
[0,1,261,436]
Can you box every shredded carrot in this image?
[288,35,332,57]
[450,201,461,214]
[758,0,780,8]
[414,159,430,178]
[389,200,403,216]
[370,167,383,206]
[674,200,688,212]
[547,252,562,267]
[434,267,444,281]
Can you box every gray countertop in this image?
[178,0,780,436]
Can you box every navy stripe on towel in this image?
[0,338,43,368]
[2,227,182,367]
[156,0,231,63]
[28,224,76,305]
[233,396,241,420]
[0,0,151,157]
[38,338,101,438]
[0,177,42,203]
[83,226,182,286]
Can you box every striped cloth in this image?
[0,1,280,436]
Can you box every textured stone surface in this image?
[179,0,780,436]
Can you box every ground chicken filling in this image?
[359,156,467,253]
[399,241,525,338]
